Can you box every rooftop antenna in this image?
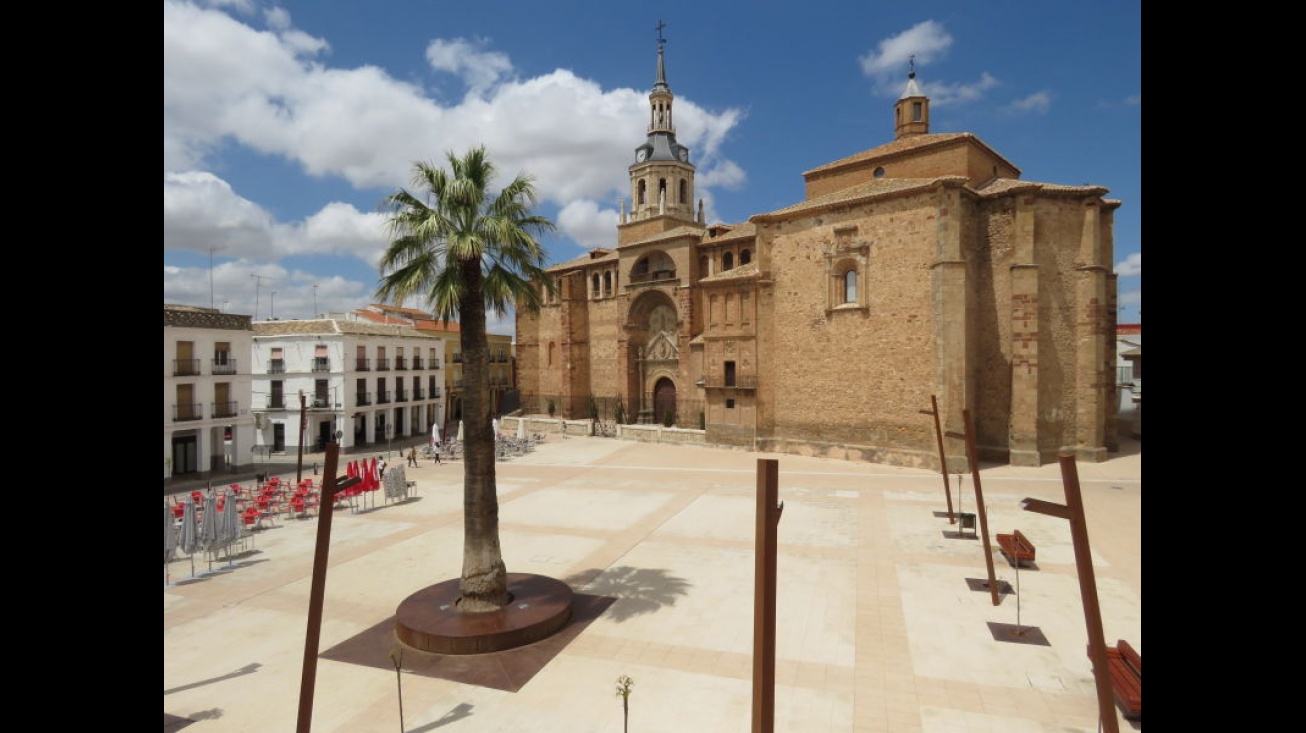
[313,285,319,319]
[909,54,916,79]
[251,273,264,320]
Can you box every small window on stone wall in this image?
[740,249,751,265]
[825,226,869,313]
[723,252,734,270]
[726,398,735,409]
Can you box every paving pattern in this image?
[164,435,1141,732]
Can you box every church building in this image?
[515,42,1121,469]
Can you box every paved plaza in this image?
[164,435,1141,732]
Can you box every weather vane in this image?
[909,54,916,78]
[656,20,667,46]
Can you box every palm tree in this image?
[376,146,555,612]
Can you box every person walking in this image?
[377,456,387,480]
[407,447,418,467]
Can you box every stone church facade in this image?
[516,45,1121,469]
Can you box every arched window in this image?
[722,252,734,271]
[843,269,858,304]
[603,271,612,296]
[592,273,601,298]
[740,249,751,265]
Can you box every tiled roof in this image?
[803,132,1018,177]
[618,225,705,249]
[701,221,756,242]
[700,261,761,283]
[251,319,442,339]
[757,177,944,219]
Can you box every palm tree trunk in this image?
[458,262,509,611]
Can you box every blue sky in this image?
[164,0,1142,335]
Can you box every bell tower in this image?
[894,57,930,139]
[625,21,696,226]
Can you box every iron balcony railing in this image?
[395,358,408,370]
[312,398,338,409]
[173,359,201,377]
[269,397,286,409]
[268,359,286,374]
[627,270,677,285]
[452,353,463,363]
[311,358,331,372]
[431,387,442,398]
[412,358,425,369]
[356,392,372,406]
[395,390,408,402]
[211,358,237,375]
[212,401,238,418]
[377,390,391,404]
[173,403,202,421]
[375,358,391,371]
[413,388,425,400]
[356,358,371,371]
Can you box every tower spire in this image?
[894,60,929,139]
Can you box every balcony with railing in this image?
[212,401,238,418]
[412,357,425,370]
[627,269,679,287]
[173,403,203,422]
[356,392,372,406]
[269,396,286,409]
[431,361,440,369]
[453,379,463,389]
[212,357,237,375]
[311,357,331,373]
[312,397,338,409]
[173,359,201,377]
[703,375,758,390]
[268,359,286,374]
[431,387,442,398]
[413,388,425,400]
[355,358,371,372]
[395,357,408,370]
[395,389,408,403]
[376,358,391,371]
[452,353,463,364]
[493,352,509,363]
[377,390,391,404]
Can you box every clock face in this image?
[636,149,647,162]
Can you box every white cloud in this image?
[427,37,515,98]
[163,0,748,268]
[859,20,952,78]
[557,200,618,250]
[1115,252,1141,277]
[1004,91,1052,115]
[858,21,998,107]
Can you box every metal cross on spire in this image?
[656,19,667,45]
[909,54,916,79]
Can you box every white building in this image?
[251,319,446,456]
[1116,323,1141,438]
[164,304,255,480]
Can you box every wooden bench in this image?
[996,529,1036,567]
[1088,639,1141,720]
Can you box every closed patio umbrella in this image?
[164,500,178,585]
[179,496,200,578]
[199,491,220,572]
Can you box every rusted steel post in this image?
[920,395,955,521]
[961,409,1000,605]
[296,443,360,733]
[1058,454,1120,733]
[752,458,782,733]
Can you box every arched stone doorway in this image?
[653,377,677,426]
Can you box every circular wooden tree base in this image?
[394,573,574,655]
